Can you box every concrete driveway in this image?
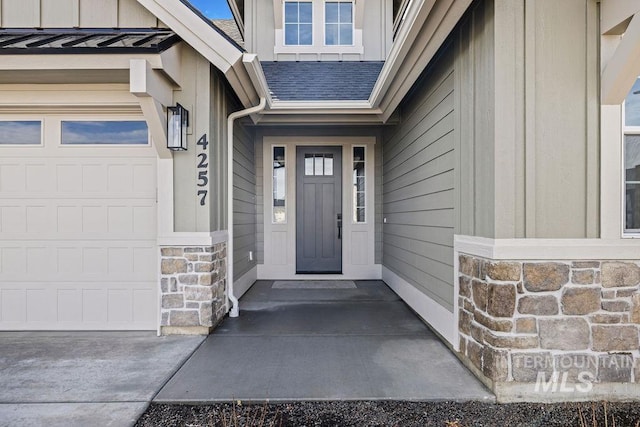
[0,332,204,427]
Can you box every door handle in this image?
[337,213,342,240]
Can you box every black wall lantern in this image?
[167,103,189,151]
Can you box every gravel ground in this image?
[135,401,640,427]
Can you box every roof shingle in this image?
[261,61,384,102]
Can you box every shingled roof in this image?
[0,29,180,54]
[261,61,384,101]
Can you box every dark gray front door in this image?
[296,146,342,273]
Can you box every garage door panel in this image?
[0,139,157,330]
[0,164,25,193]
[0,283,156,330]
[0,201,156,240]
[27,288,57,322]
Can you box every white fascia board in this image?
[255,113,386,125]
[136,0,259,107]
[243,54,273,104]
[136,0,241,72]
[369,0,436,108]
[601,0,640,35]
[370,0,472,122]
[0,54,164,71]
[269,100,375,111]
[602,13,640,105]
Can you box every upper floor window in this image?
[325,1,353,45]
[285,2,313,45]
[624,77,640,233]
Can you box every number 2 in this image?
[197,153,208,168]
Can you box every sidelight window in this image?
[273,146,286,223]
[353,146,365,223]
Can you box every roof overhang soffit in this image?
[136,0,259,108]
[601,0,640,105]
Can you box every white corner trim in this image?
[454,235,640,260]
[243,54,273,105]
[158,231,228,247]
[382,266,456,347]
[234,266,257,300]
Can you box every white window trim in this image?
[323,0,355,47]
[274,0,364,57]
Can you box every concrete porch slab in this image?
[155,280,494,403]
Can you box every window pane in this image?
[625,135,640,182]
[305,154,314,175]
[299,2,313,23]
[355,208,365,223]
[353,146,365,161]
[325,3,339,23]
[273,147,286,223]
[0,121,41,145]
[625,135,640,232]
[339,23,352,45]
[314,154,324,175]
[61,121,148,145]
[325,23,338,45]
[299,23,313,45]
[339,2,352,23]
[625,77,640,127]
[285,24,298,45]
[626,184,640,230]
[324,155,333,175]
[285,3,298,23]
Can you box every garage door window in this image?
[0,121,42,145]
[61,121,149,145]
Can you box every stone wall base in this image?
[160,243,227,335]
[458,254,640,402]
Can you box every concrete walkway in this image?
[155,280,494,403]
[0,332,204,427]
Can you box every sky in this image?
[187,0,233,19]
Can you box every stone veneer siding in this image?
[160,244,227,335]
[458,255,640,401]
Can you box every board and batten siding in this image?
[382,44,456,311]
[0,0,159,28]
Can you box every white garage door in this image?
[0,117,157,330]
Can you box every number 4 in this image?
[197,134,208,150]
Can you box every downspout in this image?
[227,97,266,317]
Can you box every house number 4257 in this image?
[196,134,209,206]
